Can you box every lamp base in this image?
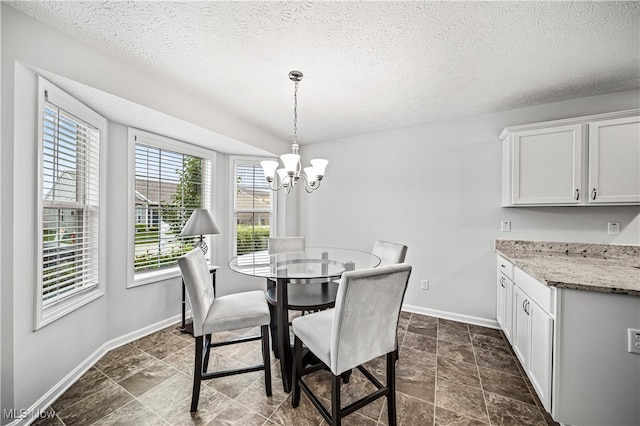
[195,236,208,255]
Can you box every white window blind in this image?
[41,96,100,307]
[233,161,273,256]
[134,142,209,272]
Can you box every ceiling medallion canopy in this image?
[261,71,328,194]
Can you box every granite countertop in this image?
[495,240,640,296]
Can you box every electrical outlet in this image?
[420,279,429,290]
[501,221,511,232]
[608,222,621,235]
[628,328,640,354]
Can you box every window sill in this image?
[35,287,104,330]
[129,267,182,288]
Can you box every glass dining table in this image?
[228,247,381,392]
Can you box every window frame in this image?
[229,156,277,258]
[35,76,107,330]
[127,128,215,288]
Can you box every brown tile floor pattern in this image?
[33,312,559,426]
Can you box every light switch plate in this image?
[628,328,640,354]
[608,222,621,235]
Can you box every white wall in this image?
[300,90,640,323]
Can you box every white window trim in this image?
[127,128,216,288]
[229,155,277,258]
[35,76,107,330]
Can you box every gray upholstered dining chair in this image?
[371,240,408,267]
[265,237,339,355]
[268,236,305,254]
[291,263,412,426]
[178,249,271,412]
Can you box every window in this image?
[129,129,213,286]
[36,76,106,329]
[232,158,274,258]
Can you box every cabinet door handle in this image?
[575,188,580,201]
[592,188,597,200]
[500,276,505,288]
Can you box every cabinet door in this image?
[511,124,583,205]
[588,116,640,204]
[512,286,529,367]
[528,300,554,412]
[504,276,514,344]
[496,274,507,330]
[497,273,514,343]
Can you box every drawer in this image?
[497,255,514,280]
[514,266,555,316]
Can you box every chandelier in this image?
[261,71,328,193]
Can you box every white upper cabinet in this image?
[500,110,640,207]
[588,116,640,204]
[511,124,583,205]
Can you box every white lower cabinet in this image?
[526,298,553,410]
[496,257,514,343]
[496,274,513,343]
[496,254,640,425]
[512,285,530,366]
[498,257,554,412]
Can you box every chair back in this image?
[330,263,412,375]
[371,240,408,267]
[268,236,305,254]
[178,249,214,337]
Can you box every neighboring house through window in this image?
[128,129,213,287]
[36,76,106,329]
[231,157,274,260]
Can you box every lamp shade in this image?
[260,160,279,180]
[181,209,220,236]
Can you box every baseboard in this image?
[104,314,185,350]
[10,314,182,426]
[402,304,500,329]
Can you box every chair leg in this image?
[341,369,352,384]
[191,335,204,412]
[292,336,303,408]
[331,373,341,426]
[261,325,272,396]
[386,350,398,426]
[268,302,279,359]
[203,334,212,373]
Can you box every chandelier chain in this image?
[293,79,299,145]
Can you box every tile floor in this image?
[33,312,559,426]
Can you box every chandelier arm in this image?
[299,173,320,193]
[268,179,284,191]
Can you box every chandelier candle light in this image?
[261,71,328,193]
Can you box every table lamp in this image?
[180,208,220,255]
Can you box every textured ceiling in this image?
[7,1,640,145]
